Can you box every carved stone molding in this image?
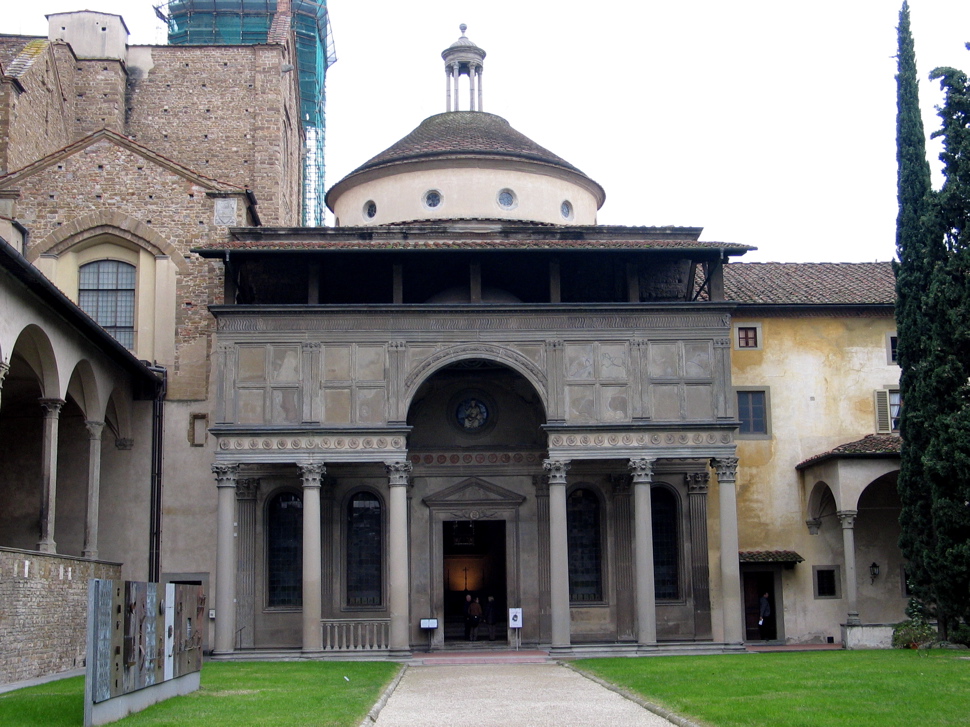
[301,342,322,351]
[299,462,326,487]
[410,450,543,466]
[85,421,105,441]
[388,340,407,350]
[385,461,413,487]
[549,430,732,448]
[545,339,563,349]
[687,472,710,494]
[236,478,260,499]
[711,456,739,483]
[838,510,858,529]
[628,458,655,483]
[542,459,570,484]
[806,518,822,535]
[115,438,134,450]
[218,435,406,452]
[211,462,239,487]
[404,343,547,391]
[38,398,65,417]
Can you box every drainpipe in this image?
[146,364,167,583]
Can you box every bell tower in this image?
[442,24,486,112]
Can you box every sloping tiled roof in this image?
[348,112,589,178]
[0,38,48,80]
[796,434,902,469]
[0,36,37,72]
[739,551,805,564]
[724,262,896,305]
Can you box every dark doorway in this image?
[743,570,777,641]
[443,520,506,642]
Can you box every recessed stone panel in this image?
[324,389,352,424]
[324,346,352,381]
[684,342,713,378]
[357,388,386,423]
[685,384,714,420]
[270,346,300,382]
[600,386,629,422]
[271,388,299,424]
[237,346,265,382]
[648,343,681,378]
[652,384,682,420]
[565,344,595,380]
[599,344,629,380]
[237,389,265,424]
[356,346,385,381]
[566,385,596,422]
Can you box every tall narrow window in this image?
[737,390,768,435]
[78,260,136,349]
[566,488,602,602]
[652,488,680,599]
[347,492,382,607]
[267,492,303,607]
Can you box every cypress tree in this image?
[894,1,940,608]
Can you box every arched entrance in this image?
[407,359,545,648]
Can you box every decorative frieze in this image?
[409,450,544,466]
[218,435,406,452]
[549,430,732,448]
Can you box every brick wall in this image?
[0,548,121,684]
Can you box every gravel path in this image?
[371,663,677,727]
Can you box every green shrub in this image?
[892,617,936,649]
[948,622,970,647]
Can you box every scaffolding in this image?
[155,1,336,226]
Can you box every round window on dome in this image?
[560,200,574,220]
[364,200,377,220]
[497,188,517,210]
[424,190,443,209]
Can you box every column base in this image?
[37,540,56,554]
[846,612,862,626]
[387,648,412,660]
[548,644,574,657]
[82,549,98,560]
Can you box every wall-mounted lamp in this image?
[869,562,880,584]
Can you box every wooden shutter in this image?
[875,390,892,433]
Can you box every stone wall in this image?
[0,548,120,684]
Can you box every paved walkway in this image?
[371,663,678,727]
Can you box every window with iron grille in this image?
[347,492,383,607]
[652,488,680,600]
[566,489,602,602]
[267,492,303,607]
[78,260,136,349]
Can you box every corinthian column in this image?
[712,456,743,645]
[839,510,861,626]
[82,421,104,559]
[544,459,571,650]
[629,458,657,646]
[212,462,239,654]
[37,398,65,553]
[386,461,413,654]
[300,462,325,653]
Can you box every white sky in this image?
[5,1,970,262]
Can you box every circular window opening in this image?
[497,188,517,210]
[560,200,574,220]
[364,200,377,219]
[424,190,442,209]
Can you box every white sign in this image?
[508,608,523,629]
[420,618,438,629]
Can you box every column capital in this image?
[85,420,105,440]
[545,339,563,350]
[236,477,260,500]
[710,456,739,482]
[38,397,65,416]
[838,510,858,529]
[687,472,710,494]
[532,474,550,497]
[385,461,413,487]
[805,518,822,535]
[212,462,239,487]
[301,341,322,352]
[543,459,570,485]
[628,458,655,484]
[300,462,326,487]
[0,359,9,384]
[115,437,134,450]
[388,340,407,351]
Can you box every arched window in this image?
[78,260,136,349]
[652,487,680,600]
[566,488,602,602]
[347,492,382,607]
[267,492,303,607]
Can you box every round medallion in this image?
[456,397,489,432]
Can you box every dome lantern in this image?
[442,24,486,112]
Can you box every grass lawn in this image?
[576,650,970,727]
[0,661,400,727]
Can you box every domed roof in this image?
[342,111,595,181]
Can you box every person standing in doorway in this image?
[758,592,771,640]
[468,597,483,640]
[483,595,497,641]
[463,594,473,640]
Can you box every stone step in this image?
[410,649,551,666]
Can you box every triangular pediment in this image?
[423,477,526,508]
[0,128,244,192]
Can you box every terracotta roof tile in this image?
[0,36,37,71]
[724,262,896,305]
[796,434,901,469]
[739,551,805,563]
